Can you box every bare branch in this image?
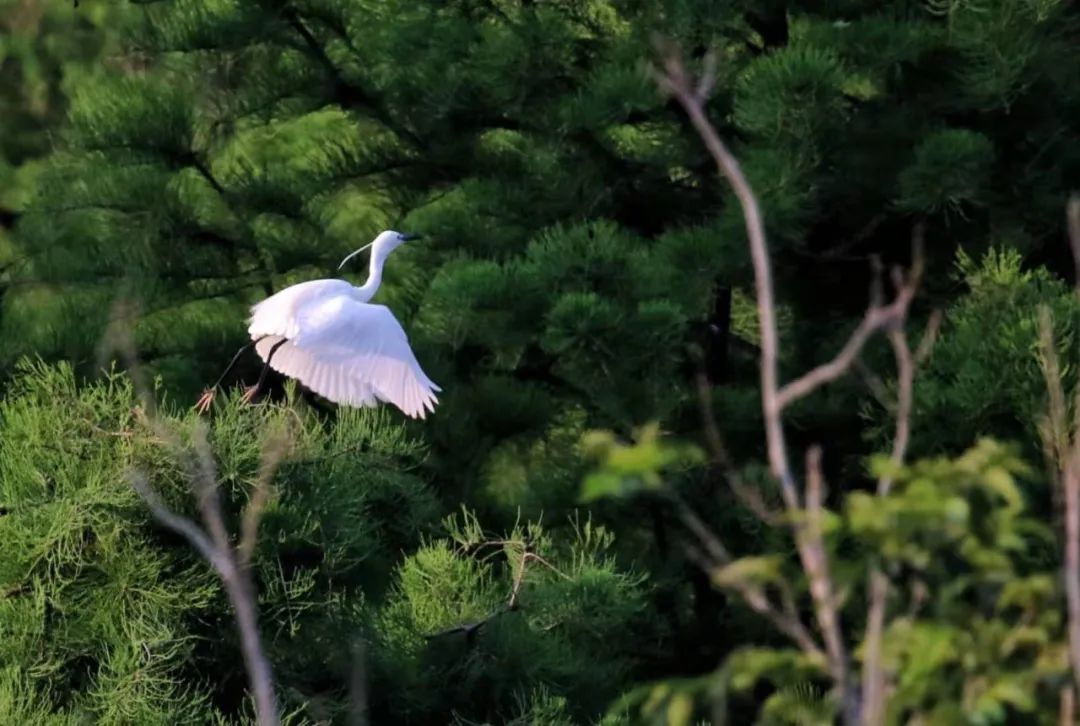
[349,639,370,726]
[914,310,943,367]
[1039,306,1080,700]
[239,424,293,567]
[799,447,851,703]
[683,545,826,663]
[670,490,732,564]
[877,329,914,496]
[658,47,863,722]
[656,50,798,510]
[695,51,717,102]
[695,372,782,523]
[861,572,889,726]
[1067,193,1080,295]
[105,298,281,726]
[130,473,226,573]
[777,241,923,411]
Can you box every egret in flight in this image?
[195,230,440,419]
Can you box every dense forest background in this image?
[2,0,1080,723]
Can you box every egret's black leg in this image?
[241,338,288,404]
[214,337,264,389]
[195,336,266,413]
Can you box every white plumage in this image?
[200,230,440,419]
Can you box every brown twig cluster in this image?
[656,48,938,725]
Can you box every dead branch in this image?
[862,273,926,726]
[1067,194,1080,296]
[683,544,826,662]
[130,453,281,726]
[657,46,934,726]
[655,51,798,511]
[1038,306,1080,701]
[777,246,923,412]
[239,424,294,567]
[695,372,783,523]
[103,299,283,726]
[800,448,851,700]
[657,49,860,722]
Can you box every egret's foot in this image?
[195,388,216,414]
[240,385,261,405]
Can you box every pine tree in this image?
[6,0,1080,721]
[0,0,122,359]
[0,361,647,722]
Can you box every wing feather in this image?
[248,280,353,339]
[252,295,439,419]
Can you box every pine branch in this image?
[283,9,424,150]
[425,542,568,644]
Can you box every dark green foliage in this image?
[4,0,1080,722]
[866,247,1080,461]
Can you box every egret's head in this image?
[338,230,422,270]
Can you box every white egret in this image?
[195,230,440,419]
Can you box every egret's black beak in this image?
[400,232,422,241]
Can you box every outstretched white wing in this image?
[248,279,353,340]
[253,294,440,419]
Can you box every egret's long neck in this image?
[353,247,387,303]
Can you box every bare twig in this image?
[694,372,782,523]
[349,639,369,726]
[1039,307,1080,700]
[658,49,861,723]
[800,448,850,702]
[239,424,294,567]
[862,287,924,726]
[427,540,569,641]
[777,246,923,411]
[656,52,797,511]
[1067,193,1080,295]
[860,571,890,726]
[914,310,943,367]
[683,545,826,662]
[131,463,281,726]
[658,46,934,726]
[104,297,283,726]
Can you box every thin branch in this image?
[239,425,293,567]
[130,473,224,571]
[860,572,890,726]
[670,490,732,564]
[426,541,568,641]
[655,50,798,510]
[105,298,282,726]
[799,447,850,702]
[878,329,914,497]
[914,310,943,367]
[683,545,826,663]
[695,372,782,523]
[1039,306,1080,700]
[1067,193,1080,296]
[658,48,861,722]
[777,245,923,411]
